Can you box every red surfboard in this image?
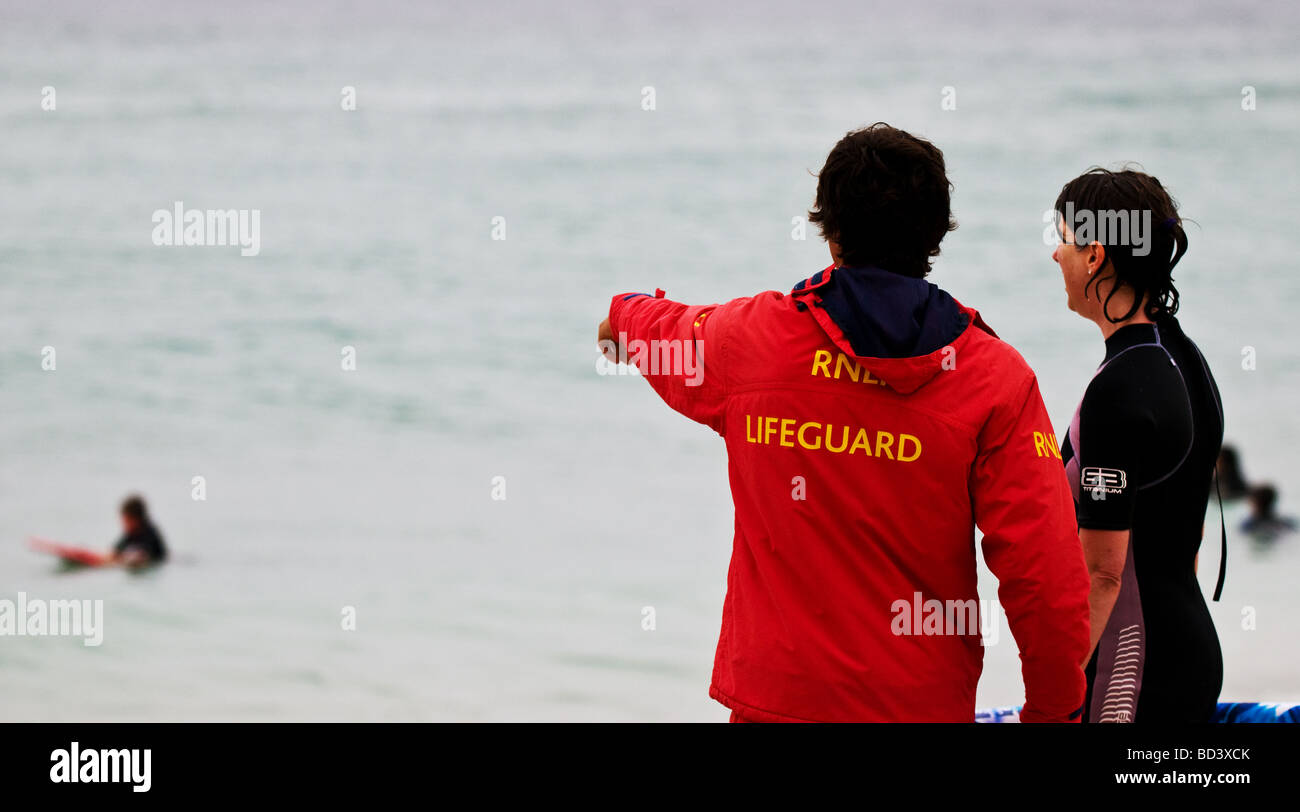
[29,537,112,568]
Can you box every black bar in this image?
[2,722,1288,798]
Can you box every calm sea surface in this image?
[1,0,1297,720]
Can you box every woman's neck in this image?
[1096,309,1154,340]
[1091,284,1153,340]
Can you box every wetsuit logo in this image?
[1081,467,1127,495]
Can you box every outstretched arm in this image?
[600,291,730,433]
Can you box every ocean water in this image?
[1,0,1298,720]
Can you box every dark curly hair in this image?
[1054,167,1187,322]
[808,123,957,278]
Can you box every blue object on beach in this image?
[974,702,1300,723]
[1210,702,1300,723]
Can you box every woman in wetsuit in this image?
[1051,168,1224,723]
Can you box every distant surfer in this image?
[1216,445,1293,542]
[1216,445,1251,501]
[1241,484,1296,542]
[112,495,167,567]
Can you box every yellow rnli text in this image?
[1032,431,1062,459]
[810,350,888,386]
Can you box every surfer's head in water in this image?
[120,495,149,534]
[807,122,956,278]
[1052,167,1188,326]
[1249,485,1279,521]
[115,494,167,565]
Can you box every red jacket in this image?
[608,265,1090,722]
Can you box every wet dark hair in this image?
[1054,167,1188,322]
[121,495,149,522]
[808,123,957,278]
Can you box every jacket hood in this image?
[791,265,984,395]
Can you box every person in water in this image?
[1241,484,1295,542]
[1052,168,1224,723]
[1216,445,1251,501]
[1214,445,1292,542]
[112,495,167,566]
[599,123,1090,722]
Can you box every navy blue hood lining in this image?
[814,266,968,359]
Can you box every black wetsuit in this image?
[114,522,168,563]
[1061,315,1224,723]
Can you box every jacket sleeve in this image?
[971,372,1091,723]
[608,291,729,434]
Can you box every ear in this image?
[1088,242,1107,272]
